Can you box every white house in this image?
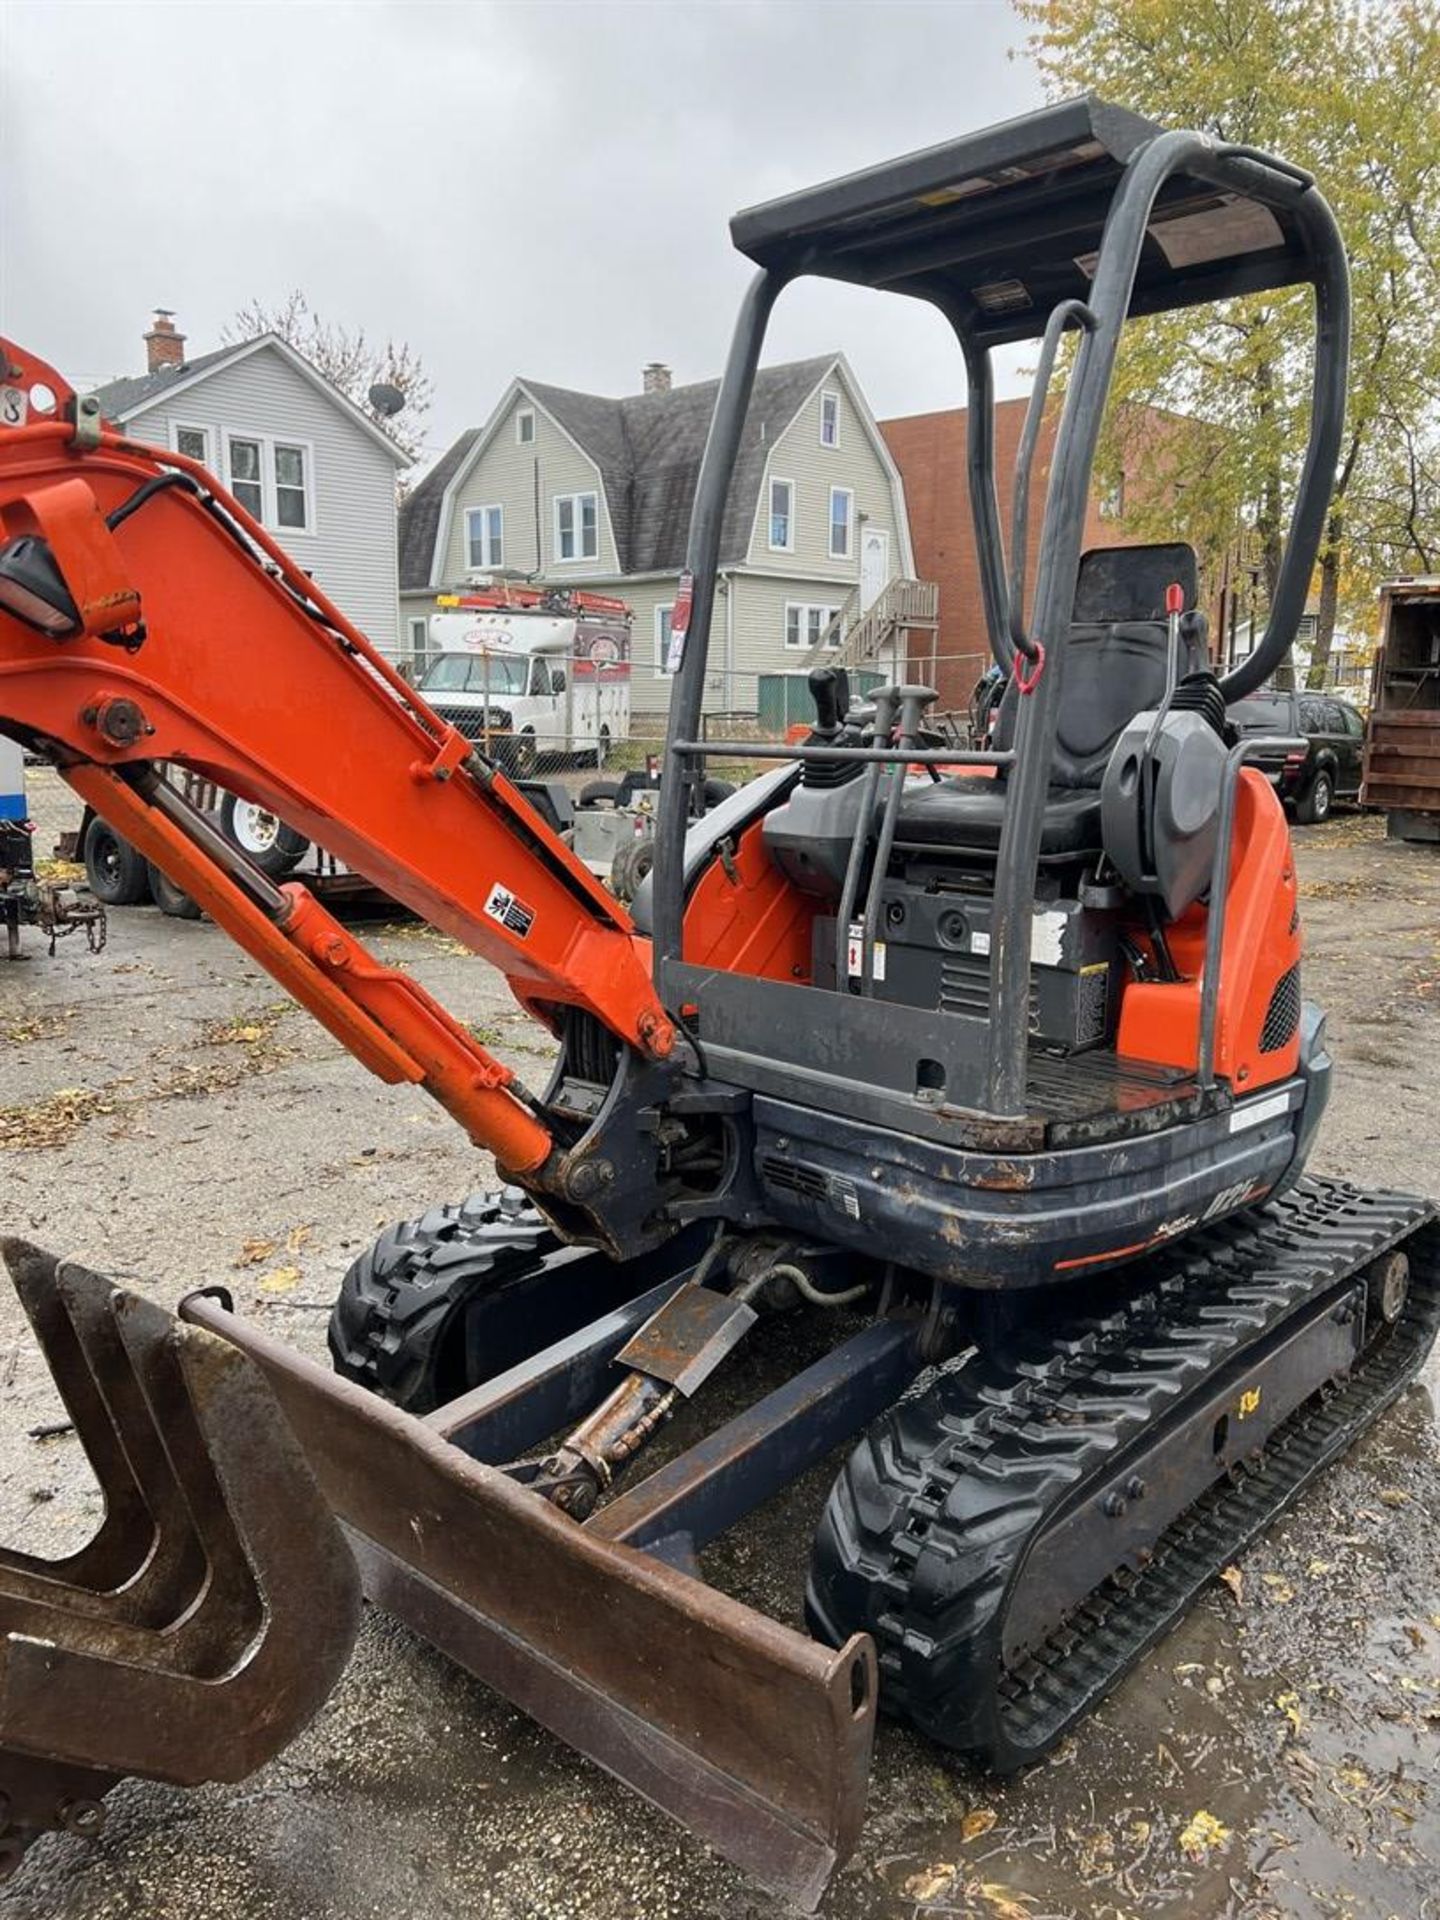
[90,312,408,659]
[398,356,924,718]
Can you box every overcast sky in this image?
[1,1,1045,471]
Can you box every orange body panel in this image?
[683,813,817,985]
[1118,768,1301,1091]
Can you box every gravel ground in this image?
[2,769,1437,1920]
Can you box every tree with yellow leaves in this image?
[1015,0,1440,685]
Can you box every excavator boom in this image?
[0,339,674,1177]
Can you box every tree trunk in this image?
[1260,470,1292,689]
[1307,513,1343,690]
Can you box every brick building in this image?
[881,399,1176,713]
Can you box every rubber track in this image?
[807,1177,1439,1771]
[328,1192,557,1412]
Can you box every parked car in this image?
[1228,688,1366,824]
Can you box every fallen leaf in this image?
[1218,1565,1244,1603]
[1307,1559,1335,1576]
[286,1223,316,1254]
[256,1265,301,1295]
[234,1236,278,1268]
[1378,1488,1410,1508]
[1261,1574,1296,1603]
[1276,1691,1304,1733]
[977,1884,1036,1920]
[903,1863,956,1902]
[1178,1809,1232,1862]
[961,1808,997,1843]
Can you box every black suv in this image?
[1228,688,1366,824]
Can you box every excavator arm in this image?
[0,339,675,1180]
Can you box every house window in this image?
[274,444,309,530]
[466,504,504,570]
[516,408,535,446]
[174,424,210,466]
[555,491,598,563]
[819,390,840,448]
[828,487,854,560]
[228,438,263,520]
[408,617,430,671]
[768,478,794,552]
[785,602,842,651]
[655,604,676,678]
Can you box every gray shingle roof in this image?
[403,355,837,591]
[87,344,238,422]
[398,428,482,592]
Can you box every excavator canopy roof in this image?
[730,95,1317,346]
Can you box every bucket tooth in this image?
[0,1242,361,1880]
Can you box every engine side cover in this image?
[1101,709,1226,919]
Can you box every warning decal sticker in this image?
[483,882,536,940]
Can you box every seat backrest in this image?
[995,543,1206,790]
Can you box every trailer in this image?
[1361,577,1440,843]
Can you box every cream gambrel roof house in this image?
[91,317,408,659]
[398,354,920,714]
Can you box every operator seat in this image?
[891,543,1206,860]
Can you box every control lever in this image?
[807,664,851,738]
[833,685,899,995]
[857,686,939,999]
[892,684,939,746]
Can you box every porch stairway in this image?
[807,578,939,679]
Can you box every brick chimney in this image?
[144,310,186,374]
[642,362,672,394]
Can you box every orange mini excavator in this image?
[1,97,1434,1907]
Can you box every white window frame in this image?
[172,422,212,468]
[819,389,841,449]
[227,435,265,521]
[828,486,854,561]
[465,503,504,570]
[516,407,536,446]
[784,601,843,652]
[408,616,430,672]
[222,430,318,536]
[654,603,675,678]
[554,490,599,564]
[767,476,795,553]
[272,441,311,534]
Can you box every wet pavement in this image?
[2,773,1437,1919]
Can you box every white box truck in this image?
[416,588,632,775]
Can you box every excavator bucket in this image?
[0,1242,361,1879]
